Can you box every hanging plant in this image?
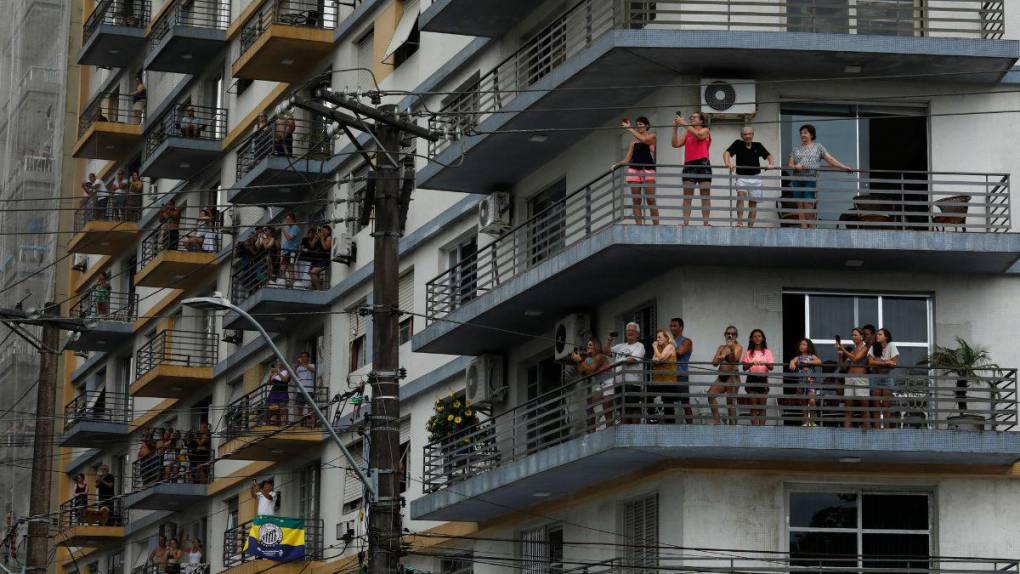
[426,394,479,443]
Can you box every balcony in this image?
[60,391,131,448]
[65,290,137,353]
[67,197,140,256]
[223,250,331,331]
[419,0,1017,192]
[231,0,336,83]
[134,564,209,574]
[134,223,222,288]
[140,104,227,179]
[55,494,124,548]
[229,115,334,205]
[9,154,55,189]
[144,0,229,74]
[130,329,217,398]
[223,517,323,569]
[73,93,144,161]
[553,553,1019,574]
[80,0,151,67]
[420,0,545,36]
[412,363,1020,521]
[219,384,329,461]
[415,166,1017,355]
[124,450,212,510]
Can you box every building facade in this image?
[55,1,1020,574]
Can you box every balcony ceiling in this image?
[419,0,546,36]
[144,28,227,74]
[64,321,133,354]
[411,424,1020,522]
[124,483,207,511]
[59,420,129,448]
[228,157,334,205]
[140,138,222,179]
[418,30,1019,193]
[222,288,329,331]
[413,225,1020,356]
[78,26,147,67]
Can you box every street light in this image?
[181,292,376,497]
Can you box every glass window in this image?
[796,293,931,363]
[789,492,857,528]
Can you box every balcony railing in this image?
[134,329,218,380]
[143,104,228,158]
[73,195,142,232]
[429,0,1006,155]
[223,517,323,567]
[18,66,60,90]
[63,390,131,429]
[235,0,338,62]
[139,221,223,268]
[58,493,124,530]
[223,383,330,441]
[426,166,1011,319]
[71,288,137,323]
[132,445,214,491]
[230,247,332,302]
[78,93,144,139]
[555,552,1020,574]
[133,564,209,574]
[83,0,151,42]
[150,0,230,48]
[422,361,1017,493]
[235,115,333,180]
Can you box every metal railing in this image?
[222,383,330,441]
[558,553,1020,574]
[138,220,223,268]
[426,166,1011,319]
[132,445,214,491]
[83,0,151,42]
[236,0,338,62]
[235,115,333,180]
[58,494,124,529]
[63,390,131,429]
[223,517,324,567]
[149,0,230,49]
[133,564,209,574]
[143,103,228,157]
[18,66,61,90]
[230,247,332,302]
[73,194,142,232]
[429,0,1005,155]
[70,288,137,323]
[79,93,144,139]
[134,329,218,380]
[422,361,1017,493]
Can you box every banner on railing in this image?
[245,516,305,561]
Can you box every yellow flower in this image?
[464,410,473,417]
[452,401,461,408]
[454,417,462,424]
[465,399,472,406]
[436,406,444,412]
[447,414,454,421]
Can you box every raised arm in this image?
[671,116,686,148]
[823,151,854,173]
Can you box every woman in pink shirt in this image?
[672,111,713,226]
[741,328,773,426]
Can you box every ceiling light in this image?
[838,457,862,463]
[179,162,191,168]
[108,49,120,55]
[844,65,862,74]
[170,386,183,392]
[845,259,864,268]
[524,309,543,317]
[532,492,551,498]
[279,188,292,193]
[528,135,548,143]
[181,54,193,60]
[271,449,285,454]
[105,145,116,150]
[281,58,294,65]
[174,274,186,279]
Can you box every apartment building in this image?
[55,1,1020,574]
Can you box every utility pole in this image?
[291,92,438,574]
[367,106,403,574]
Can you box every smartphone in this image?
[609,331,619,338]
[835,335,842,346]
[676,110,683,117]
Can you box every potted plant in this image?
[426,395,480,477]
[925,337,999,431]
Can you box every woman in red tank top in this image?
[672,112,713,226]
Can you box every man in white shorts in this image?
[724,127,774,227]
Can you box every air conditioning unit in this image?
[478,192,512,236]
[465,354,506,406]
[554,314,592,362]
[332,232,356,265]
[71,254,88,272]
[700,79,756,117]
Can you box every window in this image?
[446,235,478,307]
[520,524,563,574]
[299,462,321,519]
[788,489,931,570]
[786,0,850,33]
[342,442,365,514]
[386,0,420,68]
[356,30,374,90]
[621,494,658,573]
[527,180,566,266]
[349,303,368,372]
[398,270,414,344]
[783,292,932,364]
[440,554,474,574]
[225,496,239,531]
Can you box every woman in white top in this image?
[867,328,899,429]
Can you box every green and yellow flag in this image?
[245,516,305,561]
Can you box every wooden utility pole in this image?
[25,321,58,574]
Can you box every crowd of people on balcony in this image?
[81,169,144,222]
[68,464,119,526]
[146,534,206,574]
[253,111,297,157]
[568,319,904,429]
[233,214,333,291]
[136,424,212,486]
[156,200,219,253]
[615,118,856,229]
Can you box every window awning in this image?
[382,0,419,63]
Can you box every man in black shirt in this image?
[96,465,116,525]
[723,127,774,227]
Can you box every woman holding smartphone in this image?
[838,328,872,428]
[614,117,658,225]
